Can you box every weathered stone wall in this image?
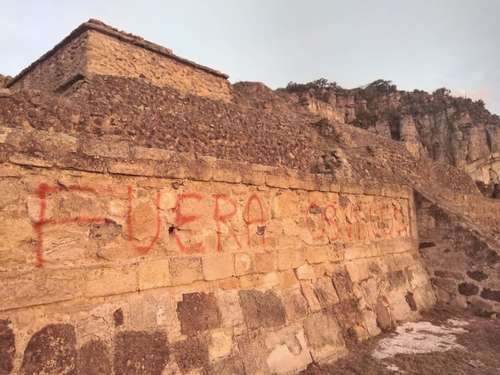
[416,193,500,317]
[8,32,89,92]
[86,31,232,102]
[0,127,435,374]
[8,20,232,102]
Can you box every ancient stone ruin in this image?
[0,19,498,374]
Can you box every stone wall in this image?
[86,31,232,102]
[416,193,500,317]
[8,32,89,93]
[0,127,435,374]
[8,20,233,102]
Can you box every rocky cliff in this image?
[283,79,500,186]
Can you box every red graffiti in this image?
[33,183,106,267]
[243,193,266,246]
[127,186,161,254]
[306,198,409,244]
[173,192,204,254]
[213,194,241,252]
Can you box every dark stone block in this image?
[0,320,15,375]
[113,308,124,327]
[467,270,489,282]
[331,299,364,340]
[172,336,209,372]
[239,290,286,330]
[77,340,111,375]
[21,324,77,375]
[331,269,353,301]
[389,270,407,287]
[177,293,221,335]
[405,292,418,311]
[114,331,169,375]
[375,299,393,332]
[480,288,500,302]
[458,282,479,296]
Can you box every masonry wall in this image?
[8,33,89,92]
[416,193,500,318]
[85,31,232,102]
[0,127,435,375]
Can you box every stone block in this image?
[303,312,346,363]
[177,292,221,335]
[208,329,233,361]
[137,259,170,290]
[77,339,111,375]
[314,277,340,307]
[295,264,315,280]
[305,246,330,264]
[107,160,157,176]
[202,254,235,281]
[237,335,271,375]
[345,258,375,283]
[172,336,209,372]
[282,288,308,322]
[21,324,77,375]
[85,266,137,298]
[114,331,169,375]
[241,170,266,186]
[254,251,277,273]
[169,256,203,285]
[239,289,286,330]
[278,249,306,271]
[216,290,244,329]
[82,139,129,159]
[279,270,299,289]
[212,166,242,183]
[300,281,321,312]
[343,243,379,261]
[133,146,175,161]
[9,154,53,168]
[362,309,382,337]
[266,329,312,374]
[339,183,363,195]
[265,173,291,189]
[234,253,254,276]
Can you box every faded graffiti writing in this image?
[31,183,410,267]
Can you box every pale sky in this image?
[2,0,500,113]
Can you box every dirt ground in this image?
[301,306,500,375]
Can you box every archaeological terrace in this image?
[0,19,499,375]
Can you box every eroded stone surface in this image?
[239,290,286,330]
[0,320,14,375]
[113,331,169,375]
[77,340,111,375]
[177,292,221,335]
[21,324,77,375]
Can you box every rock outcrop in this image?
[284,79,500,185]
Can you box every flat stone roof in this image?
[8,19,229,87]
